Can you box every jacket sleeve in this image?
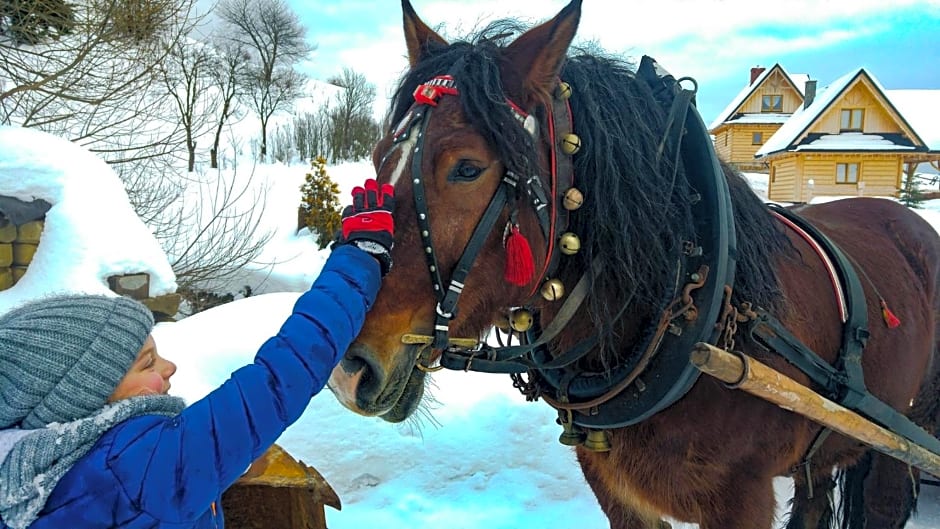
[106,245,381,523]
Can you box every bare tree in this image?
[160,38,217,172]
[0,0,200,188]
[240,63,305,160]
[208,37,246,169]
[216,0,311,158]
[327,67,380,162]
[157,165,274,296]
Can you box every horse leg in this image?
[698,468,777,529]
[838,449,918,529]
[846,344,940,529]
[577,452,669,529]
[786,466,837,529]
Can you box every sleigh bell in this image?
[563,188,583,211]
[509,308,533,332]
[558,423,587,446]
[541,279,565,301]
[555,81,572,100]
[583,429,611,452]
[560,133,581,155]
[559,232,581,256]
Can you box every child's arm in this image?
[106,245,382,523]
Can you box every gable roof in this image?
[755,68,927,157]
[708,64,807,131]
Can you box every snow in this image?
[0,126,176,313]
[795,131,917,151]
[725,113,792,124]
[3,129,940,528]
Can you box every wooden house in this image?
[754,68,940,203]
[709,64,810,171]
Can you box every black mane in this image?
[388,21,787,354]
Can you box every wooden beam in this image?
[690,343,940,476]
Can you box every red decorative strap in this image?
[414,75,459,106]
[504,225,535,286]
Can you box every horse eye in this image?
[448,160,484,182]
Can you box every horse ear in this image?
[402,0,448,68]
[502,0,582,105]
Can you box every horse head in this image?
[328,0,584,422]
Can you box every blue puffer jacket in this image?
[8,246,380,529]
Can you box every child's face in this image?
[108,335,177,402]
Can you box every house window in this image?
[840,109,864,131]
[762,95,782,112]
[836,162,859,184]
[752,132,763,145]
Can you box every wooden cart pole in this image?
[690,342,940,477]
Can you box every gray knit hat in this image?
[0,294,154,429]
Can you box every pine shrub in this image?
[299,156,342,249]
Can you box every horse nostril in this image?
[339,344,384,401]
[338,354,367,376]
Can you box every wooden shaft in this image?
[690,343,940,477]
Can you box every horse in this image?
[327,1,940,528]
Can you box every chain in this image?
[511,371,542,401]
[718,285,738,352]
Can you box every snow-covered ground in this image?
[2,127,939,528]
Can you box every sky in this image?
[2,125,940,528]
[285,0,940,126]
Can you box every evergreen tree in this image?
[299,156,342,249]
[900,163,928,209]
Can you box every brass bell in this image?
[541,279,565,301]
[563,187,584,211]
[583,429,611,452]
[556,81,572,100]
[559,425,586,446]
[559,232,581,256]
[509,308,533,332]
[560,133,581,155]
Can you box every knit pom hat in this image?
[0,294,155,429]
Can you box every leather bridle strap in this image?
[408,83,521,349]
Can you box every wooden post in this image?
[690,343,940,477]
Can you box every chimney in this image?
[804,80,817,109]
[750,66,766,85]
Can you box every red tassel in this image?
[504,225,535,286]
[880,299,901,329]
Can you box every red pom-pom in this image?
[880,299,901,329]
[504,226,535,286]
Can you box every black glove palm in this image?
[333,179,395,276]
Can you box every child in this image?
[0,179,395,529]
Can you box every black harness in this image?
[390,55,940,458]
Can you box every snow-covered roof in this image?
[755,68,924,158]
[726,113,792,125]
[793,132,917,151]
[886,89,940,151]
[708,64,807,131]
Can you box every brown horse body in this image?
[327,2,940,528]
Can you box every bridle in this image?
[384,73,577,353]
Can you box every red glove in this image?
[334,179,395,276]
